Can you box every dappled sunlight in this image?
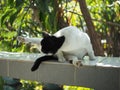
[63,85,94,90]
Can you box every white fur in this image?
[54,26,95,67]
[17,26,95,67]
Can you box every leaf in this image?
[1,9,13,26]
[45,15,51,31]
[8,0,14,7]
[16,0,24,8]
[9,10,19,25]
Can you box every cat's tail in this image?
[31,55,58,71]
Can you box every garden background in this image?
[0,0,120,90]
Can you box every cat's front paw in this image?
[58,57,66,62]
[73,60,82,68]
[17,36,25,42]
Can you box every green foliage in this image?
[35,0,60,33]
[20,80,42,90]
[0,0,42,52]
[86,0,120,56]
[1,0,24,26]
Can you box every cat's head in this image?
[41,32,65,55]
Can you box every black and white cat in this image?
[17,26,95,71]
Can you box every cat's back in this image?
[54,26,81,37]
[54,26,89,41]
[55,26,91,48]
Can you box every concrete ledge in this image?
[0,52,120,90]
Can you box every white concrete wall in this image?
[0,52,120,90]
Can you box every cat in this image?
[17,26,95,71]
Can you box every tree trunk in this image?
[54,1,69,30]
[78,0,104,56]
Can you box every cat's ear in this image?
[56,36,65,48]
[42,31,50,38]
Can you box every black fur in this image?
[41,35,65,54]
[31,55,58,71]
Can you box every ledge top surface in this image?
[0,51,120,68]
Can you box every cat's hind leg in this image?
[86,45,96,60]
[17,36,26,43]
[17,36,42,44]
[17,36,43,51]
